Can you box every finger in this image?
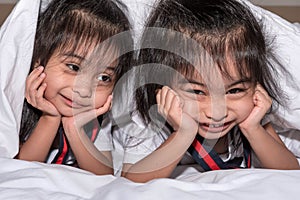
[255,84,270,99]
[156,89,162,103]
[156,89,165,116]
[26,66,44,79]
[254,88,272,105]
[35,83,47,109]
[253,92,272,115]
[157,87,168,117]
[25,68,41,100]
[96,95,113,116]
[73,110,97,128]
[26,66,44,89]
[30,72,46,94]
[27,74,46,107]
[159,86,170,108]
[73,99,111,129]
[168,93,183,120]
[26,67,46,103]
[173,93,183,110]
[163,89,177,113]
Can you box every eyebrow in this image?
[62,52,85,61]
[62,53,116,71]
[104,66,116,72]
[226,79,251,88]
[181,79,205,87]
[180,78,251,88]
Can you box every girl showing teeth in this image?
[117,0,300,183]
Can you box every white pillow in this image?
[0,0,40,157]
[243,1,300,130]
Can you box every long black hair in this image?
[19,0,133,142]
[135,0,289,124]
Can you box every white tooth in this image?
[209,124,222,128]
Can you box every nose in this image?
[72,78,93,98]
[73,86,92,98]
[204,98,228,122]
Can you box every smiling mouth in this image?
[199,121,232,133]
[61,95,90,109]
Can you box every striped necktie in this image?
[51,115,102,165]
[188,129,251,171]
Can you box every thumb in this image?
[96,95,113,116]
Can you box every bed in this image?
[0,157,300,199]
[0,0,300,199]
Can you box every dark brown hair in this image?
[136,0,289,123]
[20,0,133,142]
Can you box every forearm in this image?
[17,115,61,162]
[241,125,300,169]
[76,147,113,175]
[122,131,195,183]
[64,127,113,175]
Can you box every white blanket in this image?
[0,157,299,200]
[0,0,40,158]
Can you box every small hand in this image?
[239,84,272,132]
[156,86,198,135]
[25,66,60,116]
[62,95,113,133]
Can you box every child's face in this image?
[175,63,255,139]
[42,45,118,117]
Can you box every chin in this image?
[62,108,98,119]
[59,111,74,117]
[57,108,76,117]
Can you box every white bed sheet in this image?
[0,157,299,200]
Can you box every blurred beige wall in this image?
[0,3,15,26]
[262,6,300,23]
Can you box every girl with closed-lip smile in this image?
[16,0,133,175]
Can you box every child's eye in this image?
[185,89,205,95]
[97,74,112,82]
[226,88,245,94]
[66,64,80,72]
